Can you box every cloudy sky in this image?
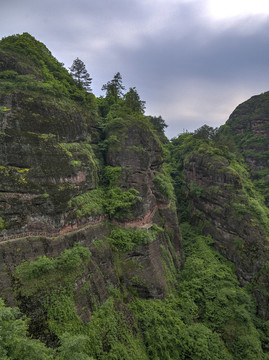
[2,0,269,138]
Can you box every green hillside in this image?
[1,33,269,359]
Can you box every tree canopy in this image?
[69,58,92,92]
[124,87,146,114]
[148,115,167,133]
[101,72,125,102]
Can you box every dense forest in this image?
[1,33,269,359]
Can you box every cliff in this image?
[170,105,269,321]
[1,33,269,360]
[224,92,269,205]
[0,33,181,353]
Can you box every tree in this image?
[69,58,92,92]
[101,72,125,102]
[56,333,94,360]
[193,124,218,140]
[0,298,53,359]
[148,115,168,133]
[124,87,146,114]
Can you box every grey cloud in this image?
[2,0,269,137]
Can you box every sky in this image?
[2,0,269,138]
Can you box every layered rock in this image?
[0,34,182,344]
[224,92,269,204]
[184,147,268,284]
[179,105,269,318]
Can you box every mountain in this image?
[0,33,269,359]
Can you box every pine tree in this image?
[124,87,146,113]
[69,58,92,92]
[101,72,125,102]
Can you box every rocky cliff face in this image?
[183,145,268,284]
[0,33,100,237]
[224,92,269,205]
[173,101,269,319]
[2,33,269,358]
[0,92,100,235]
[0,34,181,346]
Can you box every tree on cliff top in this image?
[102,72,125,102]
[124,87,146,114]
[69,58,92,92]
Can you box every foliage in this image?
[56,244,91,271]
[0,217,7,230]
[85,297,147,360]
[3,32,269,360]
[103,166,122,187]
[153,172,176,201]
[15,244,91,282]
[193,124,218,140]
[101,72,125,104]
[107,227,152,252]
[68,165,140,220]
[68,189,105,218]
[45,287,84,336]
[0,33,92,104]
[56,333,94,360]
[14,244,92,345]
[148,115,167,133]
[124,87,146,114]
[129,223,267,360]
[131,297,232,360]
[178,223,265,359]
[0,106,11,112]
[69,58,92,92]
[189,181,205,198]
[105,187,140,218]
[169,130,269,235]
[0,298,53,360]
[15,256,56,280]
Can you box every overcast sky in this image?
[2,0,269,138]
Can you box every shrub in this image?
[68,189,105,218]
[57,244,91,271]
[153,172,175,200]
[15,244,91,280]
[104,187,140,219]
[0,217,7,230]
[0,299,53,360]
[103,166,122,186]
[15,256,56,280]
[107,227,151,252]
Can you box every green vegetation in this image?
[105,187,140,218]
[11,242,149,359]
[153,172,176,201]
[68,189,105,218]
[69,57,92,92]
[2,32,269,360]
[169,128,269,235]
[4,221,269,359]
[15,244,91,295]
[68,165,141,220]
[85,297,148,360]
[0,298,53,359]
[124,87,146,114]
[130,223,267,360]
[0,216,7,230]
[0,33,93,104]
[0,105,11,112]
[107,226,160,252]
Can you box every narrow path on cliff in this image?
[0,201,171,245]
